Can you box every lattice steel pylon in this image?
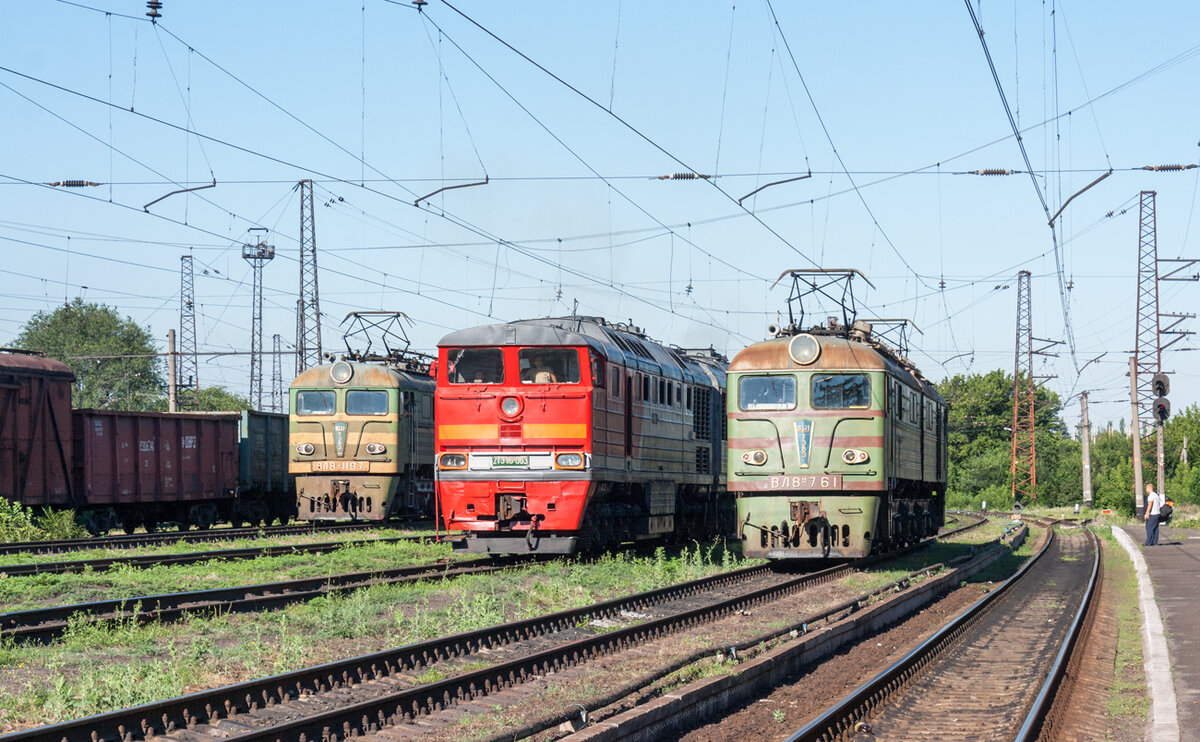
[178,255,200,409]
[271,333,282,413]
[296,179,322,373]
[1011,270,1036,503]
[243,232,275,410]
[1133,191,1161,438]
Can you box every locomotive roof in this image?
[290,360,435,392]
[0,351,74,379]
[438,317,727,387]
[729,333,942,401]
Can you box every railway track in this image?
[0,534,442,577]
[0,521,419,556]
[787,523,1099,742]
[0,556,519,642]
[6,514,993,742]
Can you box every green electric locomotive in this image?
[728,273,947,559]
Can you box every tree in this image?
[938,369,1070,507]
[148,386,251,412]
[14,299,165,410]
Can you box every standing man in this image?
[1144,483,1165,546]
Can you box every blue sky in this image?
[1,1,1197,433]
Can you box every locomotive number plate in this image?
[492,455,530,467]
[312,461,369,472]
[766,474,841,490]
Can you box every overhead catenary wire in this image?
[963,0,1077,370]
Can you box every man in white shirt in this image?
[1144,483,1165,546]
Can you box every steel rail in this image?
[784,522,1097,742]
[0,557,515,642]
[1015,525,1102,741]
[3,561,814,742]
[0,535,432,577]
[0,521,416,556]
[169,562,855,742]
[3,513,993,741]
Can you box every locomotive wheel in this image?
[121,520,138,535]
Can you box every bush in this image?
[35,508,88,540]
[0,498,42,542]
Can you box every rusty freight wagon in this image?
[0,350,76,510]
[73,410,240,533]
[0,349,295,534]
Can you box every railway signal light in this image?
[1150,373,1170,421]
[1151,372,1170,397]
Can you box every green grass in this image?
[1099,526,1150,730]
[0,538,454,612]
[0,526,435,567]
[0,541,749,729]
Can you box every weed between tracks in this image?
[0,535,446,612]
[0,541,744,731]
[1096,527,1149,737]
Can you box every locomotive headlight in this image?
[330,360,354,384]
[439,453,468,470]
[365,442,387,455]
[742,449,768,466]
[296,442,315,456]
[499,396,522,417]
[554,452,584,469]
[842,448,870,465]
[787,334,821,365]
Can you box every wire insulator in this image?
[655,173,712,180]
[146,1,162,19]
[48,181,101,188]
[969,169,1014,176]
[1141,164,1197,172]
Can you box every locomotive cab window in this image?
[812,374,871,409]
[447,348,504,384]
[346,390,389,416]
[295,390,336,415]
[738,375,797,411]
[518,348,580,384]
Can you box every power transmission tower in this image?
[296,179,322,373]
[1132,190,1197,512]
[242,230,275,410]
[1010,270,1036,504]
[1010,270,1062,504]
[271,333,282,413]
[178,255,199,409]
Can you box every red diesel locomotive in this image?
[434,317,728,554]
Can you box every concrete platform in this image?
[1119,524,1200,741]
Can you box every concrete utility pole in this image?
[1080,391,1092,507]
[1130,356,1144,516]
